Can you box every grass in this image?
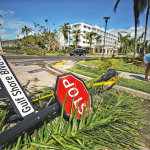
[68,65,150,94]
[79,58,146,75]
[0,85,149,149]
[117,77,150,94]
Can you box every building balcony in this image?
[71,26,81,30]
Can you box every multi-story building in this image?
[59,22,120,54]
[1,39,19,47]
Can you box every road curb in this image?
[51,65,92,80]
[46,63,150,100]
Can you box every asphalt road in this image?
[4,55,94,62]
[3,50,16,53]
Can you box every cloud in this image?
[0,19,4,25]
[94,25,105,31]
[1,18,32,29]
[15,30,36,39]
[0,29,11,39]
[107,26,150,40]
[0,10,15,17]
[0,10,34,39]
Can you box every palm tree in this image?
[137,32,145,53]
[114,0,145,57]
[59,23,70,49]
[118,32,131,53]
[45,19,48,32]
[142,0,150,55]
[87,31,98,49]
[95,35,102,54]
[71,29,83,49]
[21,26,33,37]
[0,15,2,26]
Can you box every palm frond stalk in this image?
[0,84,147,149]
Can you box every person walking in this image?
[143,53,150,82]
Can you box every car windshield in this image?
[74,49,78,52]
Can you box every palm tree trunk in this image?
[134,24,137,57]
[123,43,125,53]
[143,2,149,55]
[64,41,66,49]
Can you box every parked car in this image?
[69,48,87,56]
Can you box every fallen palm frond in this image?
[0,85,147,149]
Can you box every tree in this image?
[95,35,102,54]
[45,19,49,31]
[59,23,70,49]
[71,29,83,48]
[0,15,2,26]
[137,32,145,53]
[87,31,98,48]
[142,0,150,55]
[21,26,33,37]
[114,0,145,57]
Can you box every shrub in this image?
[16,49,24,54]
[60,49,67,54]
[2,47,21,50]
[118,53,126,55]
[26,49,36,55]
[67,46,74,51]
[36,49,43,55]
[112,54,115,58]
[135,54,144,61]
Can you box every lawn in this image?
[1,85,149,149]
[79,58,146,75]
[68,64,150,94]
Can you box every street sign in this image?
[55,73,92,120]
[0,56,92,146]
[0,55,35,118]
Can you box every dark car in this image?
[69,48,87,56]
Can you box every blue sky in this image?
[0,0,149,40]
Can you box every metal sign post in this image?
[0,55,61,146]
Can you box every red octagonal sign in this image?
[54,73,92,120]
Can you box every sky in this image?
[0,0,149,40]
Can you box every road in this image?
[4,55,94,62]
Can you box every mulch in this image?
[134,62,146,67]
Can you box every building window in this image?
[88,27,91,29]
[83,41,85,44]
[84,25,86,28]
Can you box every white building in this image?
[59,22,120,54]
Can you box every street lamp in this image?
[102,17,110,57]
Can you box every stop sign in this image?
[54,73,92,120]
